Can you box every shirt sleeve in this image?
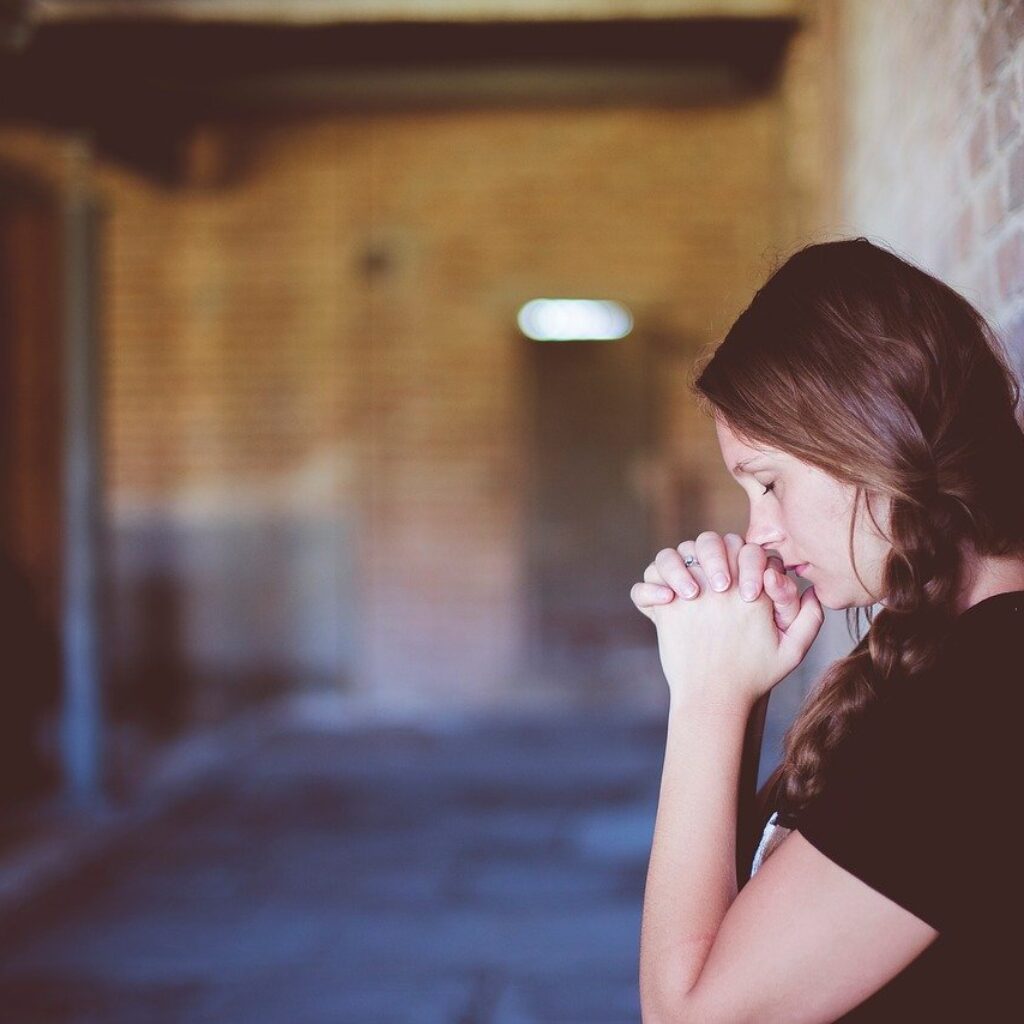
[794,679,978,934]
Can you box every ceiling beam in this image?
[35,0,804,25]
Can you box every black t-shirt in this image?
[793,589,1024,1023]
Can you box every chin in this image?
[808,575,884,611]
[810,586,854,612]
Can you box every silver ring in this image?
[683,554,699,567]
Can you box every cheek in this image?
[799,486,852,549]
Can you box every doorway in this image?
[524,326,656,697]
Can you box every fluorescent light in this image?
[516,299,633,341]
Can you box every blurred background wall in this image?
[0,0,1021,814]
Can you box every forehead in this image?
[713,417,780,470]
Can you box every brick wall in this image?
[95,87,812,715]
[835,0,1024,379]
[1,3,839,724]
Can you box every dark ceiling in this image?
[0,17,798,182]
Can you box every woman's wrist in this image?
[668,688,756,723]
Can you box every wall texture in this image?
[0,1,879,745]
[97,86,812,717]
[836,0,1024,372]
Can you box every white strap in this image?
[750,810,794,876]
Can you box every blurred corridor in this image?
[0,700,664,1023]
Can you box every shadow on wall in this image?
[0,547,60,813]
[105,506,357,764]
[109,572,191,740]
[107,567,305,737]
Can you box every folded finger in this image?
[723,533,745,581]
[632,579,675,606]
[737,542,768,601]
[694,531,732,592]
[765,566,803,629]
[654,548,700,599]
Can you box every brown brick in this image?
[1009,1,1024,47]
[969,108,993,174]
[1009,138,1024,211]
[979,7,1011,88]
[982,175,1006,234]
[994,67,1021,146]
[954,202,975,264]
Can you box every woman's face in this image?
[714,416,893,609]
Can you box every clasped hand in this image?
[629,531,824,708]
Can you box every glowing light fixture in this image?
[516,298,633,341]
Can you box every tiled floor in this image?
[0,702,675,1024]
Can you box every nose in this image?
[745,502,783,549]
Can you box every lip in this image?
[785,563,810,576]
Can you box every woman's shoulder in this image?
[835,593,1023,794]
[881,589,1024,706]
[945,588,1024,648]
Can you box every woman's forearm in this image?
[639,692,754,1023]
[736,692,771,886]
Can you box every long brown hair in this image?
[689,237,1024,834]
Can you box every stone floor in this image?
[0,699,689,1024]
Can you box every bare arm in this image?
[735,691,771,887]
[636,536,937,1022]
[638,692,938,1024]
[639,694,752,1021]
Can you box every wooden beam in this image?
[36,0,804,25]
[202,62,764,113]
[3,14,796,181]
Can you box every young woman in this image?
[630,237,1024,1023]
